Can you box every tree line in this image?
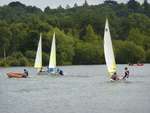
[0,0,150,66]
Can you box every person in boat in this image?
[47,67,54,73]
[111,72,120,81]
[56,68,64,75]
[39,67,44,72]
[47,67,63,75]
[22,69,28,78]
[128,63,133,66]
[59,69,64,75]
[122,67,129,80]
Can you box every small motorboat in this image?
[136,63,144,66]
[128,63,144,66]
[7,72,27,78]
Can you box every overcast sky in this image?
[0,0,147,10]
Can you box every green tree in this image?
[143,0,150,16]
[6,52,29,66]
[74,3,78,8]
[115,41,145,63]
[0,27,11,57]
[66,4,71,9]
[127,0,141,13]
[127,28,144,46]
[0,1,150,66]
[146,49,150,63]
[128,14,150,32]
[22,30,39,52]
[9,23,28,53]
[83,0,89,7]
[73,41,103,64]
[24,50,36,66]
[142,34,150,50]
[83,24,100,42]
[44,7,51,13]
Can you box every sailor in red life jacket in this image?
[122,67,129,80]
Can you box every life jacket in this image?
[125,70,129,76]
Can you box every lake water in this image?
[0,64,150,113]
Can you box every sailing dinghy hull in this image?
[37,71,48,75]
[37,71,62,76]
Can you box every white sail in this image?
[49,32,56,68]
[34,34,42,68]
[104,19,117,77]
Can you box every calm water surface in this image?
[0,64,150,113]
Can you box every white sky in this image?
[0,0,147,10]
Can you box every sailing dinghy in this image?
[104,19,120,81]
[34,34,48,75]
[34,33,63,76]
[47,32,63,76]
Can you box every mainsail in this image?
[34,34,42,68]
[49,32,56,68]
[104,19,117,77]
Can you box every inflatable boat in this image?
[7,72,27,78]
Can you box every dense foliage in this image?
[0,0,150,66]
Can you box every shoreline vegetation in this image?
[0,0,150,67]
